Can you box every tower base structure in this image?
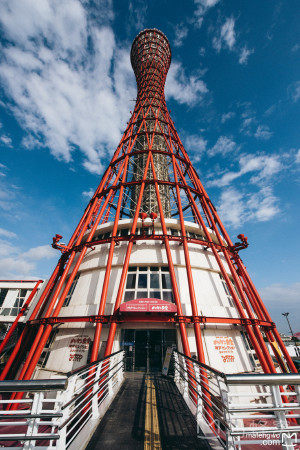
[31,219,275,379]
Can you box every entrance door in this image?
[148,330,162,371]
[122,329,177,372]
[134,330,148,371]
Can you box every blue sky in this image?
[0,0,299,332]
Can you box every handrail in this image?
[226,373,300,385]
[0,350,125,450]
[171,349,300,449]
[174,350,226,378]
[0,378,68,392]
[62,359,123,411]
[175,350,300,385]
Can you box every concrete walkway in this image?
[86,372,211,450]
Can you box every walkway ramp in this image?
[86,373,211,450]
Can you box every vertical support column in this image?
[90,154,130,362]
[174,157,273,374]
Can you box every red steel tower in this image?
[0,29,296,385]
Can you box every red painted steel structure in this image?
[0,28,297,390]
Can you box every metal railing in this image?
[0,350,125,449]
[171,350,300,450]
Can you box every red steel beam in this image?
[27,314,275,326]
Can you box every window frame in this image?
[124,266,174,303]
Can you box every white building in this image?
[0,279,44,365]
[34,218,264,379]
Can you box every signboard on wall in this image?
[213,336,235,363]
[120,298,177,313]
[68,335,91,363]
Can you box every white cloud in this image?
[208,136,239,157]
[254,125,273,140]
[260,282,300,305]
[128,0,148,30]
[0,228,17,239]
[296,149,300,163]
[213,18,236,52]
[82,188,94,199]
[291,44,300,53]
[291,81,300,102]
[264,104,276,116]
[240,116,255,135]
[239,47,254,65]
[0,0,132,174]
[165,61,208,105]
[0,177,19,211]
[217,186,280,227]
[248,187,279,221]
[221,111,235,123]
[23,245,56,260]
[192,0,220,28]
[0,135,12,147]
[174,25,188,47]
[0,0,208,173]
[0,239,56,278]
[240,113,273,140]
[217,188,244,227]
[208,153,282,187]
[184,135,207,162]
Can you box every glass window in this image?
[0,289,8,308]
[123,266,174,304]
[163,291,174,302]
[150,274,159,289]
[14,289,27,310]
[138,274,147,288]
[219,274,234,307]
[150,290,161,299]
[38,330,58,368]
[63,274,79,307]
[162,273,171,289]
[124,291,134,302]
[126,274,136,289]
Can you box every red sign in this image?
[120,298,177,313]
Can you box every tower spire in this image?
[130,29,172,217]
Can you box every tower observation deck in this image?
[0,30,298,449]
[130,29,172,217]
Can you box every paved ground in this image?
[86,372,211,450]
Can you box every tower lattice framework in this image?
[1,29,297,386]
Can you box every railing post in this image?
[107,357,114,402]
[270,385,296,450]
[219,380,233,450]
[173,351,180,385]
[56,376,76,449]
[194,364,202,426]
[181,355,189,403]
[91,361,102,420]
[23,391,44,449]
